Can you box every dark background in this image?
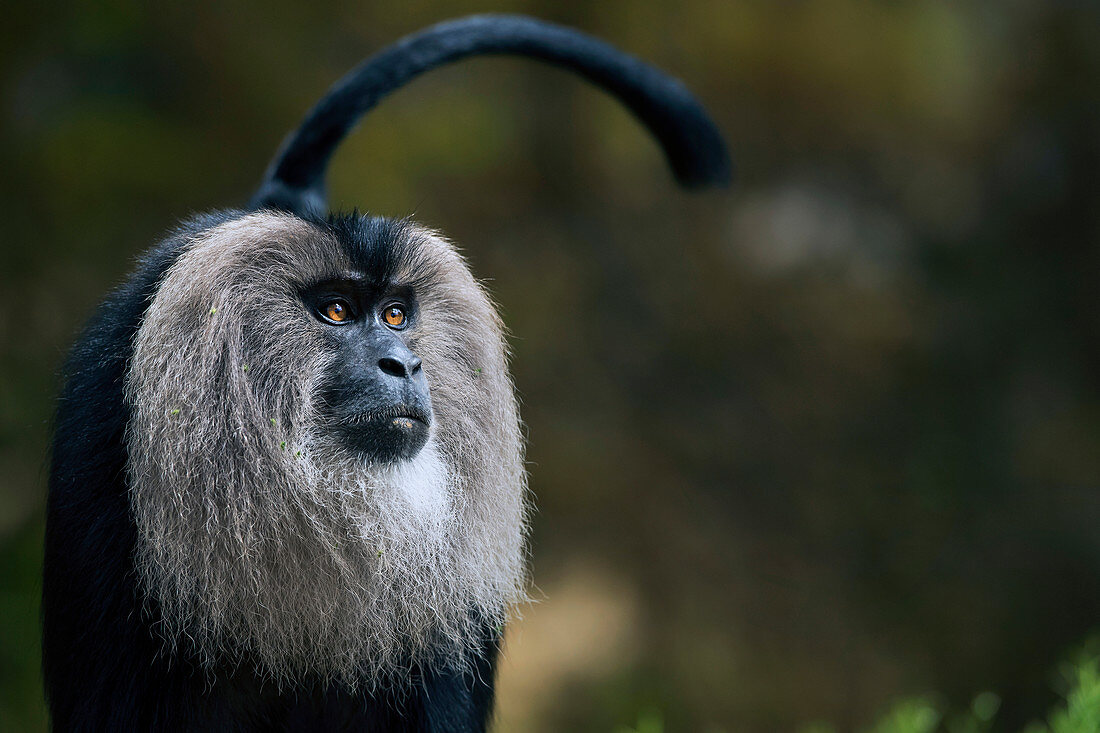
[2,1,1099,730]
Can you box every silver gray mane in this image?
[124,212,527,685]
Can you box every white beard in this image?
[129,430,508,688]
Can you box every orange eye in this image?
[382,304,407,329]
[323,300,350,323]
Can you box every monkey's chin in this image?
[339,413,431,463]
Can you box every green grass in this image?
[615,653,1100,733]
[803,655,1100,733]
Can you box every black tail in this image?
[249,14,731,216]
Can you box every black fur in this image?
[44,14,729,732]
[250,14,731,217]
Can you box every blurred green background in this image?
[2,1,1099,730]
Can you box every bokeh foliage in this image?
[2,1,1099,730]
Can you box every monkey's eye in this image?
[382,304,407,329]
[321,300,352,324]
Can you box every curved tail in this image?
[250,14,731,216]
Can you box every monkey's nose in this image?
[378,354,423,378]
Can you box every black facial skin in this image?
[304,278,432,463]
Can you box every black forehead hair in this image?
[312,211,413,285]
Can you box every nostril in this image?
[378,357,408,378]
[408,356,423,374]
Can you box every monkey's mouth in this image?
[336,404,432,462]
[343,405,430,427]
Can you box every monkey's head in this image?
[125,211,526,685]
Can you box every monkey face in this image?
[303,281,433,463]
